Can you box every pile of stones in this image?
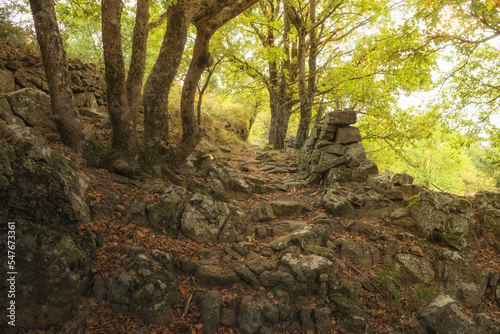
[301,109,379,185]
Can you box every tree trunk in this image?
[267,0,278,145]
[268,94,277,144]
[166,27,212,165]
[246,102,261,140]
[126,0,149,119]
[166,0,259,166]
[28,0,89,152]
[294,0,318,147]
[102,0,140,160]
[271,4,293,149]
[197,57,221,125]
[143,2,194,157]
[295,27,310,147]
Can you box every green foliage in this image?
[466,142,500,187]
[361,105,498,194]
[407,195,421,209]
[0,6,34,45]
[56,0,103,63]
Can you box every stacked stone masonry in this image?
[302,109,379,184]
[0,46,107,117]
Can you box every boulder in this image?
[363,190,394,213]
[272,221,308,237]
[392,173,414,185]
[325,166,354,184]
[341,239,380,267]
[345,143,367,166]
[180,193,245,242]
[0,68,15,93]
[245,253,275,275]
[0,117,90,227]
[475,313,500,334]
[331,299,367,332]
[269,200,307,217]
[259,270,295,288]
[434,249,488,307]
[237,297,279,333]
[320,143,346,155]
[269,224,328,251]
[319,128,335,141]
[180,151,232,194]
[323,189,356,219]
[347,192,364,206]
[195,265,239,286]
[231,178,253,198]
[368,174,393,193]
[314,308,333,333]
[281,253,337,282]
[133,185,189,237]
[233,264,259,287]
[251,202,276,221]
[238,297,262,334]
[150,249,175,272]
[313,153,350,174]
[419,295,475,334]
[475,191,500,237]
[5,88,56,135]
[200,291,221,334]
[409,190,474,238]
[0,222,96,328]
[394,253,435,283]
[111,254,180,325]
[325,109,357,126]
[0,97,24,126]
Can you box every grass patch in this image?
[376,261,439,313]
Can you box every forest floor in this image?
[33,142,497,334]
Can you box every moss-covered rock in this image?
[0,221,96,328]
[111,254,180,325]
[0,112,90,227]
[409,190,474,238]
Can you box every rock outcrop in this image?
[0,94,90,227]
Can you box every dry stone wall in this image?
[0,45,107,117]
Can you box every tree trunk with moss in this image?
[126,0,149,119]
[102,0,140,162]
[28,0,89,152]
[143,1,194,160]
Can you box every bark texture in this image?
[28,0,88,152]
[102,0,140,160]
[143,1,194,157]
[126,0,150,119]
[269,0,295,149]
[291,0,317,148]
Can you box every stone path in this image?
[82,144,500,334]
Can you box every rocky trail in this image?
[63,143,500,334]
[0,45,499,334]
